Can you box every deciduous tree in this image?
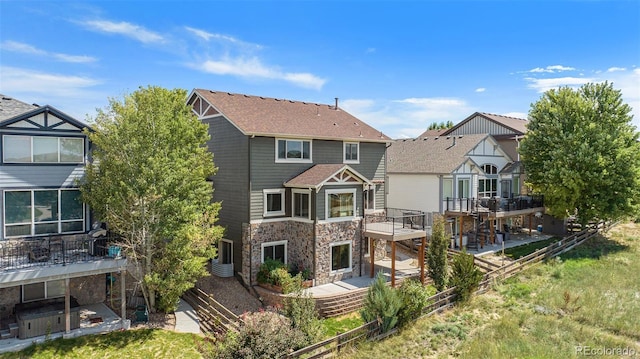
[80,86,223,312]
[520,82,640,224]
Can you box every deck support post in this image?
[490,218,495,244]
[369,237,375,278]
[528,213,533,236]
[391,241,396,288]
[121,270,127,328]
[65,277,71,333]
[459,216,464,250]
[419,236,426,285]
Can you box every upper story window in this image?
[292,189,311,219]
[326,188,356,221]
[3,135,84,164]
[276,139,311,163]
[4,189,85,238]
[343,142,359,164]
[263,188,285,217]
[482,164,498,175]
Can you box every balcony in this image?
[363,208,431,241]
[0,234,127,287]
[445,195,545,218]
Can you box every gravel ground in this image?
[195,275,264,316]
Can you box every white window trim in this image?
[325,188,357,222]
[3,135,85,164]
[330,240,352,273]
[364,185,376,213]
[292,188,311,219]
[3,188,85,238]
[263,188,286,217]
[261,240,288,264]
[343,142,360,164]
[217,239,234,265]
[275,138,312,163]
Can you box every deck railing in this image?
[0,234,121,272]
[364,208,430,236]
[445,194,544,213]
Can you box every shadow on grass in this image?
[3,329,158,359]
[503,237,562,259]
[558,234,630,261]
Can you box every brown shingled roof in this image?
[387,134,489,174]
[192,89,390,142]
[284,164,371,189]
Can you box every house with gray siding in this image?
[0,95,126,341]
[187,89,390,286]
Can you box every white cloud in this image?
[1,40,97,63]
[502,112,528,120]
[184,26,263,50]
[475,87,486,93]
[528,65,576,73]
[342,97,473,138]
[607,67,627,72]
[80,20,164,44]
[525,76,594,93]
[0,66,101,96]
[195,56,326,90]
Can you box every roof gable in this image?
[442,112,528,137]
[0,105,89,132]
[284,164,371,191]
[0,95,39,122]
[188,89,390,143]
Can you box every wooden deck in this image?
[363,221,427,241]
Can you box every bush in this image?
[361,272,402,333]
[257,259,286,285]
[216,311,307,359]
[257,260,308,294]
[427,217,449,291]
[396,279,435,327]
[450,250,483,304]
[282,282,323,346]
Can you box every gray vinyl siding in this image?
[448,115,517,136]
[249,138,386,221]
[204,117,250,250]
[0,166,85,188]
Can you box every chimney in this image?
[335,97,339,110]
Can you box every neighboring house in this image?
[387,133,543,247]
[424,112,528,162]
[187,89,393,286]
[0,95,126,340]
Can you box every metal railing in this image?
[0,234,121,272]
[364,208,430,236]
[445,194,544,213]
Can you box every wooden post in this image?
[490,218,495,244]
[65,278,70,333]
[528,213,533,236]
[419,236,426,285]
[391,241,396,288]
[121,270,127,328]
[369,237,375,278]
[459,216,464,250]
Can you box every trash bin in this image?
[537,225,543,233]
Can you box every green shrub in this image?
[282,282,323,346]
[216,311,306,359]
[361,272,402,333]
[427,217,449,291]
[450,250,483,304]
[257,259,287,285]
[397,279,435,327]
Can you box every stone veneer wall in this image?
[314,219,362,285]
[242,220,314,286]
[0,287,20,319]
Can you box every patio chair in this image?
[28,246,50,263]
[134,305,149,323]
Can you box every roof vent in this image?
[335,97,339,110]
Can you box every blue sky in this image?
[1,0,639,138]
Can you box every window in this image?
[442,178,453,200]
[3,135,84,163]
[331,241,351,272]
[263,189,285,217]
[343,142,359,163]
[292,189,310,219]
[218,239,233,265]
[478,178,498,198]
[276,139,311,162]
[326,189,356,220]
[364,187,375,212]
[482,164,498,174]
[457,178,470,199]
[4,189,84,237]
[262,241,287,263]
[22,279,65,302]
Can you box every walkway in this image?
[174,298,200,334]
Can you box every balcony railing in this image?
[0,234,122,272]
[364,207,431,236]
[445,195,544,213]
